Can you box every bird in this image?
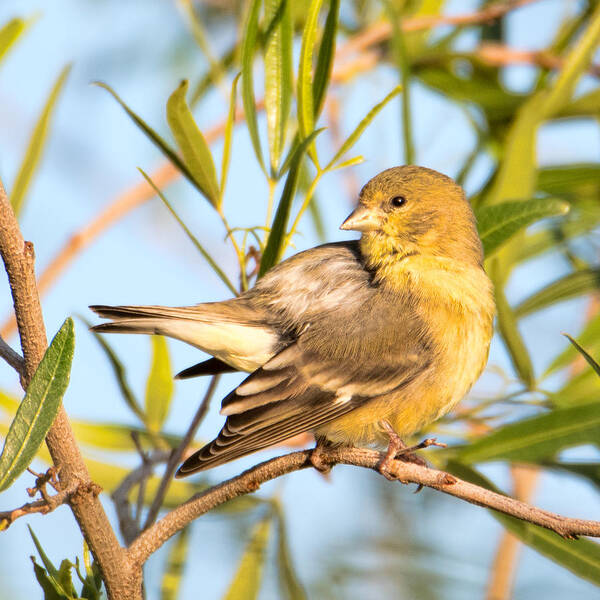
[90,165,495,478]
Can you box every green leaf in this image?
[453,402,600,464]
[447,462,600,587]
[0,17,26,64]
[11,65,70,216]
[494,283,535,388]
[0,318,74,491]
[552,367,600,408]
[545,461,600,492]
[312,0,340,120]
[326,85,402,169]
[558,88,600,119]
[160,528,190,600]
[476,198,570,257]
[139,169,238,296]
[241,0,265,173]
[145,336,174,433]
[264,0,292,174]
[223,516,273,600]
[515,268,600,319]
[220,73,241,203]
[85,317,144,421]
[94,82,203,195]
[297,0,325,144]
[275,505,307,600]
[259,129,324,276]
[31,558,67,600]
[548,312,600,374]
[564,335,600,378]
[166,79,219,206]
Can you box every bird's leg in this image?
[378,421,447,481]
[310,437,335,475]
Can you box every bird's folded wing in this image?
[176,334,429,475]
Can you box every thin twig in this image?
[142,375,220,530]
[127,446,600,568]
[0,481,79,530]
[0,334,25,377]
[112,450,172,546]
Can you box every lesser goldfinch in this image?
[91,166,495,477]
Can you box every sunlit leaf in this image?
[515,268,600,318]
[476,198,570,257]
[220,73,241,203]
[452,402,600,464]
[0,17,26,64]
[448,462,600,586]
[11,65,70,216]
[558,89,600,119]
[297,0,325,165]
[241,0,265,172]
[537,164,600,197]
[551,367,600,408]
[326,85,402,169]
[166,79,219,206]
[259,129,324,276]
[0,318,74,491]
[223,516,273,600]
[312,0,340,120]
[275,505,307,600]
[264,0,292,174]
[145,335,173,433]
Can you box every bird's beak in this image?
[340,205,383,232]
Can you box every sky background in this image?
[1,0,600,598]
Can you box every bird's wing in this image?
[177,286,432,475]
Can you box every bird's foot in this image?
[309,439,333,476]
[378,421,446,483]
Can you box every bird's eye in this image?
[390,195,406,208]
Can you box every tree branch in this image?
[0,179,139,599]
[0,333,25,378]
[127,446,600,568]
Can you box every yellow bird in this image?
[91,166,495,477]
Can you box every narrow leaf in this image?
[453,402,600,464]
[564,334,600,378]
[275,506,307,600]
[220,73,241,203]
[259,129,323,276]
[145,336,174,432]
[11,65,71,216]
[85,317,144,421]
[139,169,238,296]
[241,0,265,172]
[29,526,61,584]
[31,558,67,600]
[312,0,340,120]
[476,198,570,257]
[552,368,600,408]
[548,312,600,374]
[297,0,325,143]
[494,284,535,388]
[448,462,600,587]
[223,516,273,600]
[326,85,402,169]
[0,318,74,491]
[94,82,204,196]
[515,269,600,318]
[166,79,219,206]
[0,17,26,63]
[264,0,292,174]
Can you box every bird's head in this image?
[341,166,483,269]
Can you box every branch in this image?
[0,179,139,599]
[127,446,600,567]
